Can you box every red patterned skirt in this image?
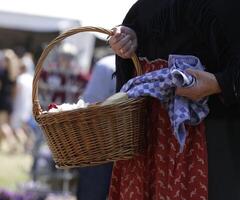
[108,58,208,200]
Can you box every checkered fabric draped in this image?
[121,55,209,151]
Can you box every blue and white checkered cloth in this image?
[121,55,209,151]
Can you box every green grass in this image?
[0,151,32,190]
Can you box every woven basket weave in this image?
[32,26,148,169]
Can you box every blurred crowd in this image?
[0,42,90,152]
[0,40,103,199]
[0,49,35,154]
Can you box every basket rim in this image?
[36,97,147,120]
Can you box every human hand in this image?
[108,26,137,59]
[175,68,221,101]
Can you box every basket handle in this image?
[32,26,142,117]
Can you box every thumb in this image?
[110,26,122,36]
[185,68,199,79]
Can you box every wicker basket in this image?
[32,26,148,169]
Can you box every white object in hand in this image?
[101,92,128,106]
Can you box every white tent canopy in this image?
[0,0,137,30]
[0,10,80,32]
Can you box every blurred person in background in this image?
[76,54,116,200]
[0,49,20,152]
[10,59,34,152]
[21,52,35,75]
[33,43,89,190]
[39,43,88,109]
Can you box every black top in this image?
[0,69,15,113]
[115,0,240,119]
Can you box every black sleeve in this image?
[214,57,240,105]
[186,0,240,105]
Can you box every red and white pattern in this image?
[108,58,208,200]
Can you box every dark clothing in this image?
[0,69,15,113]
[206,118,240,200]
[115,0,240,199]
[76,163,113,200]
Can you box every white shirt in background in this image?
[82,55,116,103]
[11,72,33,128]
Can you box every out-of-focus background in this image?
[0,0,136,199]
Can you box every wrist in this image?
[210,73,221,95]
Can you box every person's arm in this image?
[177,0,240,104]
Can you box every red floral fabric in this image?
[108,58,208,200]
